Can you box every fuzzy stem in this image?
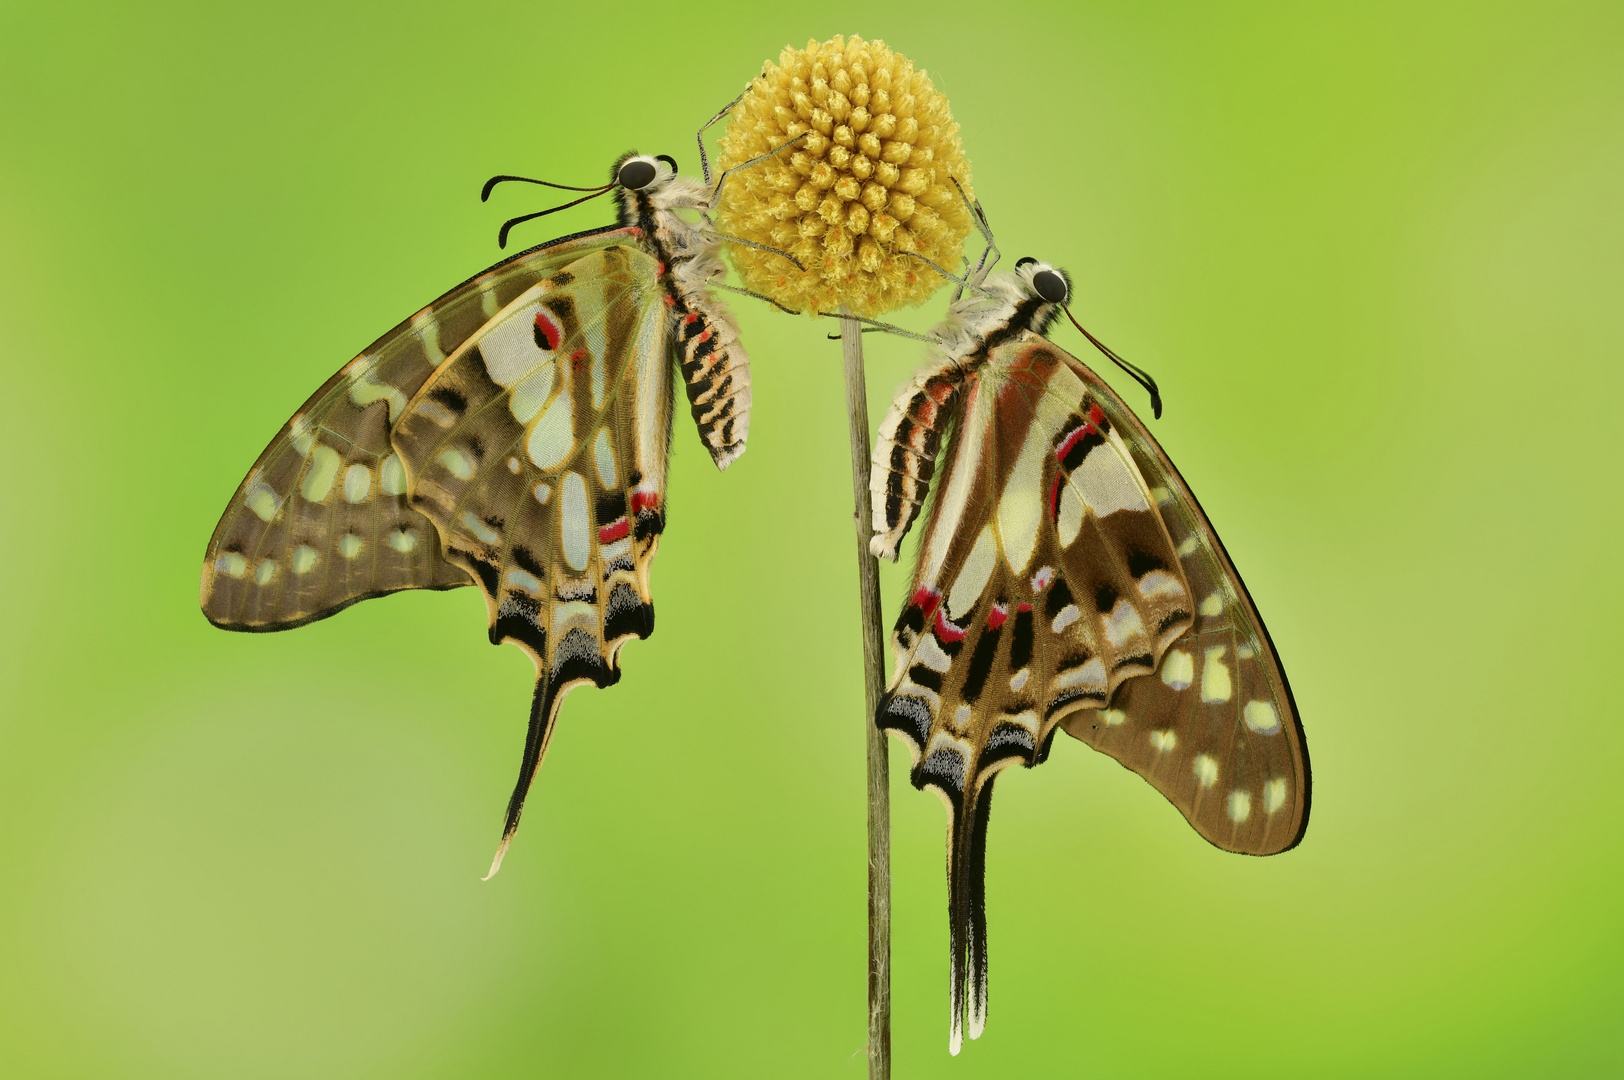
[840,307,892,1079]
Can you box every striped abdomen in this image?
[671,290,751,469]
[870,359,964,560]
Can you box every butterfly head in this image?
[1012,257,1070,333]
[612,152,695,225]
[614,153,680,193]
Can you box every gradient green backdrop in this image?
[2,2,1619,1076]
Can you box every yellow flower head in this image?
[716,35,974,318]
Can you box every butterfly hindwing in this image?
[199,225,641,630]
[1049,334,1309,856]
[391,244,671,866]
[876,339,1196,1050]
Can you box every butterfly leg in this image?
[695,88,748,187]
[705,132,808,207]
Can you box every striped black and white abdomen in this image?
[670,288,751,469]
[870,359,964,560]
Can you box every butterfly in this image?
[868,230,1311,1052]
[200,149,771,876]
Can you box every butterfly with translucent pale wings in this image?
[863,198,1311,1053]
[201,122,798,877]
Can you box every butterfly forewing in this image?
[1050,335,1309,855]
[391,244,671,860]
[199,225,640,631]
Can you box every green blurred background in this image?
[2,1,1619,1076]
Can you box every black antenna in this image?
[481,174,615,201]
[493,188,617,248]
[1062,306,1163,419]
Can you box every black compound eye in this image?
[1032,269,1067,303]
[618,159,657,190]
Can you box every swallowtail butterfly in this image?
[201,151,760,876]
[870,249,1310,1053]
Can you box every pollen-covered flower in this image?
[716,35,975,318]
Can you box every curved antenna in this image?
[481,174,614,202]
[1061,306,1163,419]
[496,187,616,248]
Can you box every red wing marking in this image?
[533,312,562,351]
[630,490,661,514]
[934,608,967,643]
[598,517,630,543]
[986,604,1008,630]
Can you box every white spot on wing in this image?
[560,471,590,571]
[459,511,501,545]
[1073,435,1152,520]
[255,559,277,585]
[1100,708,1126,727]
[1264,778,1288,813]
[1008,667,1030,691]
[1244,700,1280,734]
[1053,657,1105,691]
[291,545,319,574]
[479,298,550,387]
[1138,570,1185,600]
[533,482,552,505]
[946,524,998,619]
[1199,592,1223,617]
[349,367,408,423]
[1103,600,1146,648]
[915,633,953,673]
[594,429,618,488]
[289,415,314,456]
[1056,479,1085,545]
[343,464,372,503]
[301,446,341,502]
[412,310,445,364]
[1227,790,1252,822]
[585,318,608,409]
[996,417,1050,574]
[215,552,247,578]
[438,448,473,480]
[526,391,575,470]
[1161,649,1194,689]
[379,453,407,495]
[1201,646,1232,703]
[387,528,417,553]
[246,483,281,522]
[338,533,363,559]
[415,399,457,428]
[509,367,554,425]
[1149,729,1177,752]
[1052,604,1081,633]
[1193,753,1218,787]
[505,568,543,596]
[1176,534,1200,557]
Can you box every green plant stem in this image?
[840,307,892,1080]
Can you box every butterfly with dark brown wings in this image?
[200,123,800,877]
[865,201,1311,1053]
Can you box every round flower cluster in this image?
[715,35,975,318]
